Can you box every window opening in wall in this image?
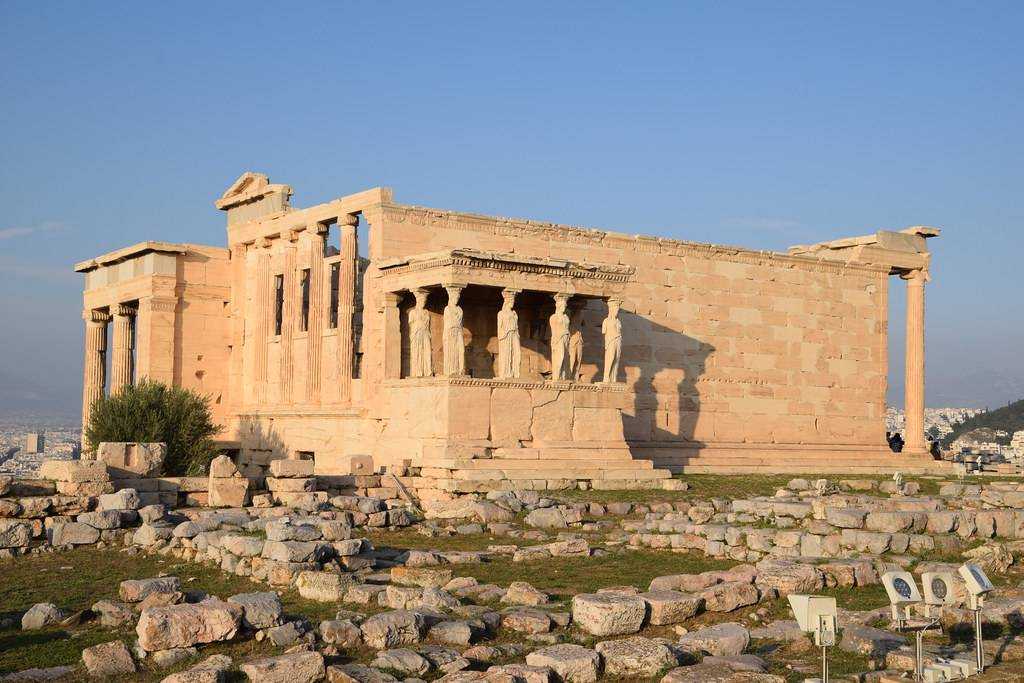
[273,274,284,335]
[299,268,310,331]
[329,263,340,328]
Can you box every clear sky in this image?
[1,2,1021,416]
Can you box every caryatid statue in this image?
[496,289,521,379]
[567,301,584,382]
[408,288,433,377]
[549,294,571,381]
[443,285,465,377]
[602,299,622,383]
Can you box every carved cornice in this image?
[379,249,635,284]
[140,296,178,313]
[384,377,626,392]
[382,203,890,277]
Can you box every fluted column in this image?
[110,303,135,393]
[903,269,927,453]
[383,292,403,379]
[81,309,110,442]
[306,225,328,403]
[254,242,271,403]
[337,214,358,400]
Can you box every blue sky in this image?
[1,2,1021,415]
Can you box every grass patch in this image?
[451,548,735,598]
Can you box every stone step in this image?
[450,467,670,481]
[454,458,657,471]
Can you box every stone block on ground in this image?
[525,644,600,683]
[136,600,242,651]
[594,636,679,677]
[570,592,646,636]
[239,651,325,683]
[359,610,427,649]
[82,640,136,677]
[677,622,750,657]
[227,592,282,629]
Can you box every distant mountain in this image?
[942,398,1024,446]
[0,369,79,418]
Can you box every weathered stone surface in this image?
[594,636,678,677]
[91,600,135,627]
[320,619,362,647]
[51,521,100,545]
[326,663,398,682]
[82,640,136,677]
[501,581,549,607]
[97,488,141,511]
[296,570,352,602]
[221,534,264,557]
[839,624,906,658]
[0,520,32,548]
[429,619,483,646]
[641,590,704,625]
[501,608,552,634]
[391,566,453,589]
[78,510,124,530]
[571,592,646,636]
[677,622,750,657]
[269,459,315,478]
[239,652,325,683]
[359,610,427,649]
[150,647,198,669]
[208,476,249,508]
[661,663,784,682]
[120,576,182,603]
[699,581,758,612]
[22,603,63,630]
[136,600,242,651]
[39,460,109,482]
[227,592,282,629]
[754,560,824,596]
[525,644,600,683]
[524,507,572,529]
[371,649,430,677]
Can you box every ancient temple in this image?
[74,172,942,492]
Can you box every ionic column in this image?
[109,303,135,393]
[383,292,403,379]
[337,214,358,400]
[306,225,328,403]
[902,269,927,453]
[81,309,110,440]
[254,241,271,403]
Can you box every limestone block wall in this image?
[369,205,890,461]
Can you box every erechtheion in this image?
[75,172,941,491]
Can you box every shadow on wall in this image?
[236,415,289,470]
[617,308,714,458]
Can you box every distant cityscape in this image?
[0,416,80,478]
[2,406,1022,477]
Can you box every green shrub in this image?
[85,379,220,476]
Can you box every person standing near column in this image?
[409,289,433,377]
[549,294,570,381]
[602,299,622,383]
[497,289,520,379]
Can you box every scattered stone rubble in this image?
[9,466,1024,681]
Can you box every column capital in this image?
[84,309,110,324]
[113,303,136,317]
[900,268,929,283]
[443,283,466,294]
[337,213,359,227]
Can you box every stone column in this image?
[254,241,271,403]
[903,269,927,453]
[109,303,135,394]
[81,309,109,441]
[306,224,328,403]
[443,285,465,377]
[383,292,403,379]
[337,214,358,400]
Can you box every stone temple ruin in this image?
[74,172,942,494]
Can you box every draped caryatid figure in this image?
[602,299,622,383]
[409,288,432,377]
[443,285,465,377]
[567,301,584,382]
[549,294,571,381]
[496,289,520,379]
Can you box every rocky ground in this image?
[5,474,1024,682]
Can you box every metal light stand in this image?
[814,614,836,683]
[820,643,829,683]
[893,610,939,682]
[973,604,984,673]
